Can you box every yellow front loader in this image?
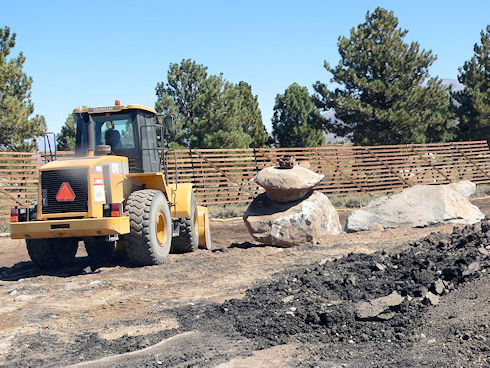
[10,102,211,268]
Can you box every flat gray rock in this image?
[356,291,404,319]
[347,183,484,232]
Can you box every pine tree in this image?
[313,7,454,145]
[451,25,489,142]
[155,59,208,148]
[156,59,268,149]
[235,82,269,148]
[191,74,252,148]
[0,26,46,151]
[272,83,324,147]
[56,114,76,151]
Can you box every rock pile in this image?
[347,181,484,232]
[243,158,341,246]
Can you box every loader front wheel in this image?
[26,238,78,269]
[171,193,199,253]
[124,190,172,266]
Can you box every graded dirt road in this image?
[0,198,488,367]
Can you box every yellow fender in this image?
[170,183,193,218]
[198,205,212,250]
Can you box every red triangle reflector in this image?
[56,182,76,202]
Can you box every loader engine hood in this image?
[40,155,129,174]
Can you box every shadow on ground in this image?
[0,253,128,281]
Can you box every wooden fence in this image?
[0,141,489,218]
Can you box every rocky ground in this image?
[0,198,488,367]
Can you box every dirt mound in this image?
[178,220,489,364]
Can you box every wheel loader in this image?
[10,101,211,268]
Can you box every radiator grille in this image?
[41,168,88,214]
[128,157,142,173]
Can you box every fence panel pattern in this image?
[0,141,489,218]
[166,141,490,205]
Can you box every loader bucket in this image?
[197,206,212,250]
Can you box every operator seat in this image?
[105,129,121,151]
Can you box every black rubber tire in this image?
[84,238,116,259]
[171,193,199,254]
[26,238,78,269]
[123,189,172,266]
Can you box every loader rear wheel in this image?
[26,238,78,269]
[171,193,199,253]
[124,190,172,266]
[84,238,116,260]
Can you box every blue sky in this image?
[2,0,489,135]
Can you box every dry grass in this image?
[473,184,490,198]
[0,219,9,233]
[328,192,385,208]
[208,203,249,218]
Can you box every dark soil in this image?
[174,220,490,367]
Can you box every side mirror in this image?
[164,114,176,136]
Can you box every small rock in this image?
[356,301,384,319]
[346,274,357,285]
[156,361,163,365]
[373,291,404,307]
[479,247,489,256]
[432,279,445,295]
[377,312,396,320]
[423,291,440,305]
[9,289,18,296]
[15,295,34,302]
[289,307,297,312]
[374,263,386,272]
[427,338,437,344]
[282,295,294,303]
[83,266,92,274]
[463,261,481,276]
[355,291,404,319]
[420,333,427,339]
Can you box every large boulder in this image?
[448,180,476,198]
[243,191,342,247]
[346,183,484,232]
[254,165,324,203]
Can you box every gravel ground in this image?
[0,199,488,367]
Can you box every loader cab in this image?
[74,104,165,173]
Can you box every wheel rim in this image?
[193,209,199,239]
[156,210,168,246]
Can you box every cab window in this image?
[93,114,136,150]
